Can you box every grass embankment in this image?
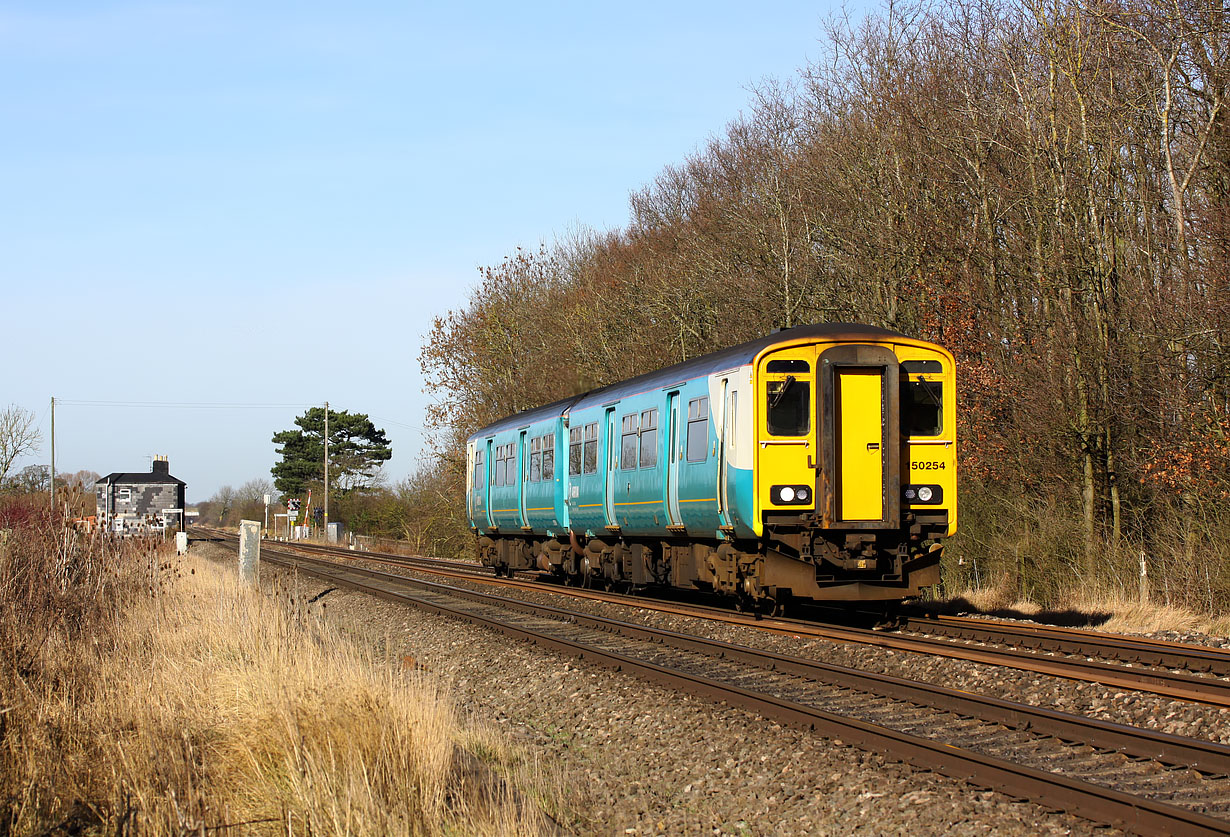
[0,510,550,836]
[941,586,1230,636]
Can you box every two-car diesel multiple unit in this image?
[465,323,956,610]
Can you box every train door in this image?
[836,371,883,520]
[666,391,682,526]
[518,430,528,526]
[484,438,494,529]
[818,345,901,528]
[716,378,732,530]
[604,407,617,526]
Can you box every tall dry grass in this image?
[0,507,552,836]
[941,487,1230,635]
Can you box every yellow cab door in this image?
[837,369,884,520]
[817,344,901,529]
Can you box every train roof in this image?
[467,322,912,440]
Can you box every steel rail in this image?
[904,614,1230,676]
[255,545,1230,836]
[272,547,1230,777]
[192,529,1230,705]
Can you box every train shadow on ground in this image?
[912,596,1114,628]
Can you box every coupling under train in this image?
[465,323,956,610]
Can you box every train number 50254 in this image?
[911,461,946,470]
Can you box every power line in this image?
[55,399,313,409]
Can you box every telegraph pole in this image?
[49,396,55,514]
[323,400,329,536]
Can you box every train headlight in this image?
[904,484,942,504]
[770,485,813,505]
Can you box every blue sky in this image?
[1,1,852,502]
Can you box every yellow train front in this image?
[748,324,956,605]
[466,323,956,609]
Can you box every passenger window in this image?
[583,423,599,474]
[767,374,810,436]
[569,427,582,476]
[901,363,943,436]
[529,436,542,482]
[621,414,638,470]
[542,434,555,481]
[686,397,709,462]
[639,409,658,467]
[474,450,484,489]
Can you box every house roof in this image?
[98,471,186,486]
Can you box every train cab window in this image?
[901,361,943,436]
[529,436,542,482]
[767,359,809,373]
[639,409,658,467]
[766,370,810,436]
[569,427,583,476]
[620,414,638,469]
[686,397,709,462]
[542,434,555,481]
[582,423,599,474]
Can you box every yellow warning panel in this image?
[838,370,884,521]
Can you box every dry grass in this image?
[0,516,554,836]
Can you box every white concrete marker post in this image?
[175,531,188,555]
[239,519,261,586]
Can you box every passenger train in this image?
[465,323,956,611]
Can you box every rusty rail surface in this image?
[235,541,1230,836]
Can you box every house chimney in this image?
[152,455,169,475]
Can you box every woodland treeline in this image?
[417,0,1230,612]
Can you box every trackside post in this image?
[239,520,260,586]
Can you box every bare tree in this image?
[0,405,41,487]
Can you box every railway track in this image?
[194,528,1230,706]
[202,535,1230,835]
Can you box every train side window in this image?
[639,409,658,467]
[474,450,484,489]
[766,374,810,436]
[492,445,502,487]
[542,434,555,481]
[569,427,583,476]
[620,414,638,469]
[529,436,542,483]
[583,422,599,474]
[508,444,518,485]
[901,369,943,436]
[686,396,709,462]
